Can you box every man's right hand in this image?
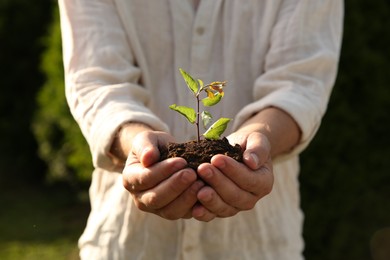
[122,130,204,220]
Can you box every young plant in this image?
[169,68,231,142]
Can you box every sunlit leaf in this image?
[203,117,231,140]
[179,68,198,94]
[169,104,196,124]
[201,111,213,129]
[208,81,226,93]
[198,79,204,89]
[205,89,215,98]
[202,92,223,107]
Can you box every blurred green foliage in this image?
[0,0,389,259]
[33,7,92,184]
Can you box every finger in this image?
[192,202,216,222]
[158,180,205,220]
[123,157,188,192]
[131,131,175,167]
[242,132,271,170]
[198,161,259,210]
[195,186,239,218]
[134,167,197,211]
[211,155,274,206]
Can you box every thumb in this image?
[131,131,175,167]
[243,132,271,170]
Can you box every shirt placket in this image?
[181,1,223,258]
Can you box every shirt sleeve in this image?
[59,0,169,170]
[233,0,344,161]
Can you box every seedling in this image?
[169,68,231,142]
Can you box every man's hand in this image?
[192,131,274,222]
[118,107,299,222]
[122,131,204,220]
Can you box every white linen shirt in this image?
[59,0,343,259]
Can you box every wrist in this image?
[238,107,301,157]
[109,122,153,166]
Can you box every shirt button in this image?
[196,27,205,35]
[185,245,194,252]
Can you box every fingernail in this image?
[202,168,213,179]
[141,147,151,158]
[252,153,259,165]
[181,170,195,184]
[191,181,205,193]
[245,152,259,167]
[214,158,226,169]
[173,160,187,171]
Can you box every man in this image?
[59,0,343,259]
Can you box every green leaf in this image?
[203,117,231,140]
[179,68,198,94]
[201,111,213,129]
[198,79,204,89]
[169,104,196,124]
[202,92,223,107]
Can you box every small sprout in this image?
[170,68,231,142]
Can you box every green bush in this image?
[33,7,92,184]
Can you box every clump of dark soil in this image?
[160,137,243,170]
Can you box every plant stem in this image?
[196,94,200,142]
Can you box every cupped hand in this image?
[122,131,204,220]
[192,131,274,222]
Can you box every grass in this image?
[0,181,90,260]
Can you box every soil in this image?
[160,137,243,170]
